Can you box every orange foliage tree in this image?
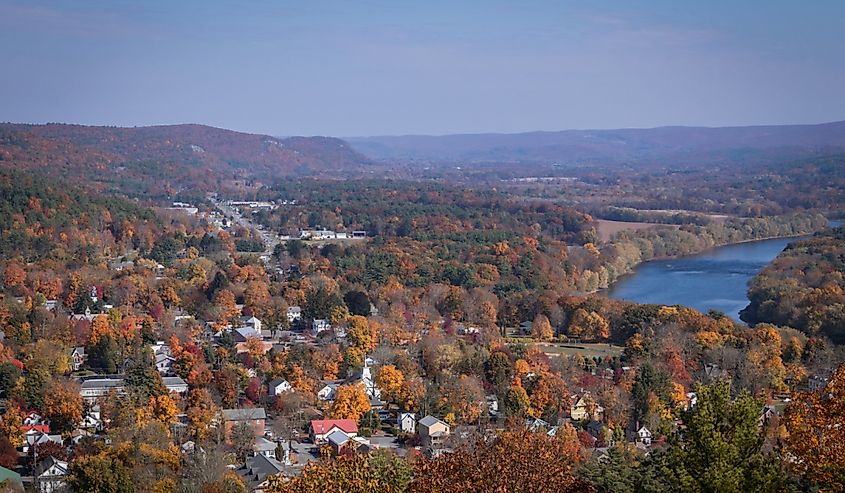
[411,428,591,493]
[783,364,845,491]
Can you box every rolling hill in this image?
[0,123,370,197]
[348,121,845,165]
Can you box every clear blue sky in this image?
[1,0,844,136]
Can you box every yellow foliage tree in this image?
[376,365,405,405]
[328,383,370,422]
[531,314,554,342]
[346,316,374,352]
[783,364,845,491]
[150,394,178,426]
[0,405,24,448]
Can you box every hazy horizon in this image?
[2,1,845,136]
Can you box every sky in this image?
[1,0,844,136]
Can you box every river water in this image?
[606,236,803,321]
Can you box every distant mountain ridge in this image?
[0,123,369,196]
[347,121,845,163]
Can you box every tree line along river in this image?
[606,221,842,321]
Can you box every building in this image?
[570,393,604,421]
[268,378,292,396]
[79,378,125,402]
[155,353,177,375]
[240,316,263,332]
[23,429,62,454]
[287,306,302,324]
[222,408,267,441]
[162,376,189,394]
[312,319,331,336]
[310,419,358,444]
[398,412,416,434]
[317,382,340,402]
[635,426,652,446]
[237,453,286,493]
[253,437,278,460]
[69,347,86,371]
[33,456,68,493]
[418,415,450,449]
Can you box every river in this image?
[606,236,806,321]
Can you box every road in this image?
[213,199,281,260]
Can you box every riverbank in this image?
[575,212,829,293]
[605,235,812,320]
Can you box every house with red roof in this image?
[310,419,358,444]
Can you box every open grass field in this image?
[536,342,625,360]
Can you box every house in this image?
[398,412,416,434]
[253,437,278,460]
[23,429,62,454]
[685,392,698,410]
[240,316,263,332]
[527,417,550,432]
[310,419,358,444]
[33,456,68,493]
[704,363,728,380]
[69,347,86,371]
[327,430,374,456]
[808,373,830,391]
[317,382,340,402]
[268,378,292,396]
[570,393,604,421]
[327,430,352,454]
[287,306,302,324]
[760,405,778,427]
[80,406,103,431]
[71,307,98,322]
[233,326,262,343]
[222,408,267,441]
[79,378,125,402]
[149,341,171,356]
[311,319,331,336]
[237,453,286,493]
[155,353,177,375]
[635,426,652,446]
[486,395,499,417]
[23,411,47,427]
[162,376,189,395]
[418,415,450,449]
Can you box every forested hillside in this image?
[0,123,370,197]
[742,226,845,343]
[0,170,160,264]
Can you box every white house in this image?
[155,353,177,375]
[287,306,302,323]
[253,437,277,460]
[312,319,331,336]
[162,376,189,395]
[268,378,292,396]
[636,426,652,446]
[33,456,68,493]
[22,430,62,454]
[240,316,263,332]
[398,412,416,434]
[317,382,339,401]
[79,378,125,402]
[69,347,86,371]
[80,406,103,431]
